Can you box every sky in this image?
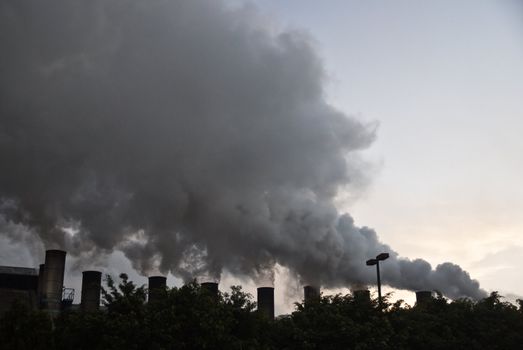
[1,0,522,315]
[238,0,523,307]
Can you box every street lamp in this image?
[366,252,389,309]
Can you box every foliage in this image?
[0,299,54,350]
[1,276,523,350]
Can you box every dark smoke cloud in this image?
[0,0,485,299]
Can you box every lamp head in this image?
[376,253,389,261]
[366,259,377,266]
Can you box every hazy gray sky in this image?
[242,0,523,304]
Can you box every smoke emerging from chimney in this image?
[0,0,486,299]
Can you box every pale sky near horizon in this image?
[1,0,521,315]
[241,0,523,306]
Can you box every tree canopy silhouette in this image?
[1,274,522,349]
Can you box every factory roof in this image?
[0,266,38,276]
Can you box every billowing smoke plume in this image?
[0,0,485,299]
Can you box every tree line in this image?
[1,273,522,349]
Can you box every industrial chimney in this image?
[257,287,275,320]
[303,285,320,305]
[201,282,219,297]
[415,290,433,306]
[81,271,102,311]
[41,250,66,313]
[148,276,167,303]
[36,263,45,306]
[353,289,371,303]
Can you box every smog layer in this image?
[0,0,486,299]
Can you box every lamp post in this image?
[366,252,389,309]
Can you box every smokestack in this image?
[81,271,102,311]
[37,263,45,307]
[148,276,167,303]
[303,285,320,305]
[42,249,66,313]
[415,290,433,306]
[257,287,274,320]
[353,289,371,303]
[201,282,219,297]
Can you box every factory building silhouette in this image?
[0,249,434,317]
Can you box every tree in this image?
[0,299,54,350]
[3,275,523,349]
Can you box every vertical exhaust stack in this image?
[304,285,320,305]
[81,271,102,311]
[353,289,371,303]
[257,287,275,320]
[148,276,167,303]
[42,249,66,313]
[415,290,433,306]
[201,282,219,297]
[37,263,45,307]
